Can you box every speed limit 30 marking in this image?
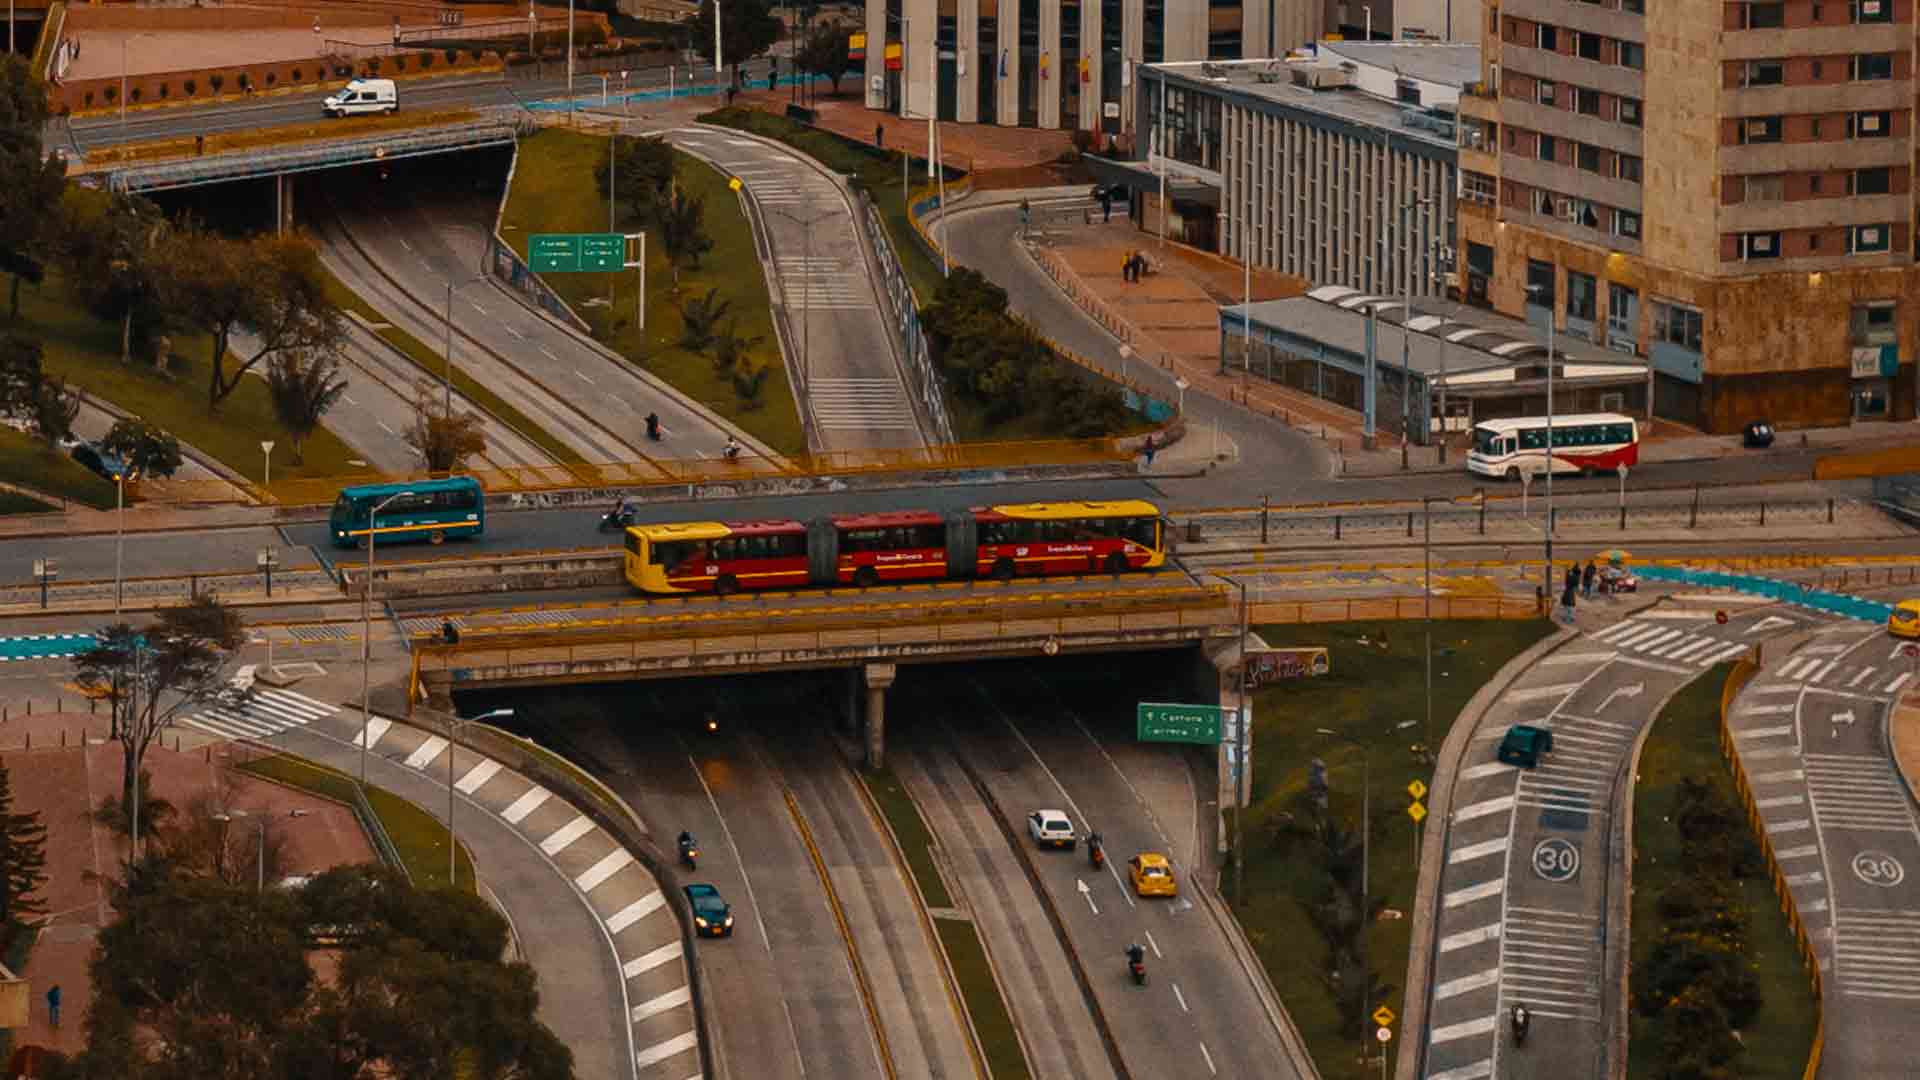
[1532,838,1580,882]
[1852,851,1906,888]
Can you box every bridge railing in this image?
[108,119,522,192]
[859,193,956,445]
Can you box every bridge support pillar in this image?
[863,663,896,770]
[275,173,289,236]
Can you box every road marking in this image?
[1428,1014,1499,1045]
[1753,683,1802,695]
[1458,762,1516,782]
[607,890,667,934]
[633,1030,698,1069]
[1887,672,1915,694]
[630,985,691,1024]
[467,300,488,316]
[1767,818,1813,834]
[1780,657,1816,680]
[403,735,447,769]
[377,420,396,436]
[1198,1040,1216,1075]
[1450,836,1511,865]
[1666,637,1720,661]
[1737,703,1794,717]
[1172,982,1190,1012]
[1697,641,1752,666]
[353,715,392,750]
[1736,724,1794,740]
[1809,659,1841,683]
[1785,871,1824,886]
[574,369,596,385]
[1444,879,1506,908]
[1776,844,1820,858]
[1849,666,1876,687]
[1504,682,1583,704]
[1455,795,1516,822]
[540,814,595,856]
[504,325,524,340]
[1436,968,1502,1000]
[1541,652,1616,666]
[1639,610,1718,620]
[1614,656,1697,676]
[456,759,502,794]
[1428,1060,1494,1080]
[623,941,681,979]
[501,785,551,824]
[1440,923,1502,952]
[576,848,635,892]
[1803,642,1852,656]
[1145,930,1162,958]
[1589,620,1646,643]
[1646,633,1702,657]
[539,345,560,361]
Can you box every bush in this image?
[444,47,460,63]
[237,72,251,90]
[209,73,225,93]
[289,69,300,82]
[157,83,169,99]
[420,52,434,69]
[264,71,276,86]
[184,78,197,95]
[102,87,116,103]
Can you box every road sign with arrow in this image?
[1597,683,1644,712]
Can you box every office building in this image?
[1455,0,1920,430]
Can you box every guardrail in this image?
[1249,594,1539,623]
[108,119,524,192]
[350,778,413,883]
[1717,658,1822,1080]
[860,192,957,445]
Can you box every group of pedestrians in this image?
[1120,250,1148,283]
[1557,560,1602,622]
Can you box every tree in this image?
[72,597,246,831]
[99,418,184,480]
[592,134,676,231]
[25,373,81,448]
[404,381,486,473]
[0,57,67,321]
[688,0,782,84]
[266,349,348,466]
[732,362,770,408]
[0,762,48,935]
[0,331,43,417]
[58,189,174,366]
[677,287,730,351]
[164,229,341,409]
[658,189,713,284]
[797,19,852,94]
[712,319,764,374]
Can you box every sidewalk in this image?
[730,87,1077,173]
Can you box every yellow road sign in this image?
[1408,802,1428,823]
[1373,1005,1395,1027]
[1407,779,1428,800]
[728,176,743,191]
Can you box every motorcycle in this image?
[1511,1004,1530,1047]
[679,839,699,871]
[598,506,636,533]
[1125,945,1147,986]
[1088,833,1106,870]
[645,413,662,441]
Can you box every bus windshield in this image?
[1472,427,1502,455]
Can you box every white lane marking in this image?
[377,420,396,436]
[1775,844,1820,858]
[1887,671,1914,694]
[1429,1014,1499,1045]
[1435,967,1502,1000]
[623,941,681,979]
[540,814,596,856]
[1455,795,1517,822]
[504,325,525,340]
[467,300,488,316]
[1645,633,1702,657]
[539,345,560,361]
[1198,1040,1217,1075]
[1697,642,1752,666]
[1589,621,1645,643]
[1459,762,1516,782]
[1428,1059,1494,1080]
[576,848,635,892]
[1172,982,1190,1012]
[1505,682,1584,703]
[501,785,551,824]
[1736,724,1794,739]
[1444,879,1506,908]
[575,369,596,385]
[1541,652,1616,666]
[1849,667,1875,687]
[343,394,358,406]
[607,890,666,934]
[634,1030,699,1069]
[353,715,392,749]
[1449,836,1511,865]
[398,237,413,252]
[1145,930,1162,959]
[1809,659,1841,683]
[456,759,503,794]
[1756,795,1808,809]
[403,735,447,769]
[630,985,692,1024]
[1737,703,1794,717]
[1440,923,1502,952]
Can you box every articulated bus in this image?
[1466,413,1639,480]
[622,500,1166,595]
[329,477,485,548]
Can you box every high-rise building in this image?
[860,1,1327,138]
[1456,0,1919,430]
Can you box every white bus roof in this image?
[1470,413,1637,433]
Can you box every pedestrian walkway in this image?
[180,686,341,742]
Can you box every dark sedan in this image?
[684,883,734,938]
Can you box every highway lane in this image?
[1417,601,1817,1080]
[1726,619,1920,1079]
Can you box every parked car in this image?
[1743,420,1776,448]
[1026,809,1077,850]
[1127,852,1178,897]
[69,442,130,483]
[683,883,734,938]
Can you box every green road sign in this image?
[529,233,625,272]
[1137,702,1227,745]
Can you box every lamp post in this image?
[114,468,127,614]
[1398,198,1433,453]
[444,707,515,886]
[1216,209,1254,375]
[442,276,488,417]
[1221,575,1251,909]
[1420,493,1479,759]
[359,490,412,785]
[1525,282,1557,599]
[212,808,310,891]
[767,205,834,394]
[1316,725,1371,1060]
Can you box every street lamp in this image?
[1174,375,1190,415]
[359,489,412,785]
[211,808,309,892]
[1216,210,1253,375]
[442,275,489,417]
[1524,281,1558,600]
[767,205,835,394]
[444,707,515,886]
[1422,493,1482,759]
[113,465,138,614]
[1220,574,1252,909]
[1316,725,1371,1060]
[1399,198,1434,456]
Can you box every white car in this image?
[323,77,398,118]
[1026,809,1077,850]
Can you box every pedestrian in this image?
[1102,190,1113,222]
[1121,250,1133,283]
[1141,434,1156,468]
[194,133,205,156]
[875,123,885,148]
[46,984,60,1028]
[1560,580,1578,623]
[1581,560,1596,600]
[726,84,737,107]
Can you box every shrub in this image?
[444,47,459,63]
[290,68,300,82]
[184,78,197,95]
[364,57,382,74]
[157,83,169,99]
[209,73,225,92]
[236,72,250,90]
[103,86,116,103]
[419,52,433,69]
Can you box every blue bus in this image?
[329,477,485,548]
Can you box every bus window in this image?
[624,532,643,557]
[652,540,700,568]
[1120,517,1158,547]
[1471,428,1499,455]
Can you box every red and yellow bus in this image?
[622,500,1166,595]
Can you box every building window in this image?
[1852,167,1893,195]
[1810,173,1824,193]
[1851,110,1892,137]
[1576,87,1602,115]
[1618,97,1643,126]
[1623,0,1644,12]
[1618,42,1644,68]
[1850,224,1892,252]
[1614,209,1642,238]
[1607,283,1639,346]
[1576,32,1603,60]
[1575,143,1602,172]
[1741,231,1781,258]
[1539,133,1557,161]
[1567,271,1598,320]
[1743,60,1786,85]
[1654,301,1703,351]
[1741,116,1784,143]
[1462,171,1498,205]
[1741,1,1787,27]
[1853,0,1893,21]
[1537,24,1558,49]
[1745,174,1785,200]
[1852,301,1899,344]
[1853,53,1895,80]
[1526,258,1556,307]
[1811,116,1824,137]
[1537,79,1556,105]
[1616,154,1643,182]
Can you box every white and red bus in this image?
[1467,413,1639,480]
[623,500,1167,595]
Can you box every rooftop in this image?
[1315,41,1483,87]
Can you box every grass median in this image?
[1228,618,1555,1079]
[861,767,1029,1080]
[20,273,361,484]
[239,752,477,894]
[1626,665,1817,1079]
[498,128,804,457]
[0,425,118,509]
[318,270,587,467]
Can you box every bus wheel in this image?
[991,558,1016,582]
[1106,552,1129,574]
[1505,467,1521,482]
[714,575,740,596]
[854,567,879,588]
[429,529,446,545]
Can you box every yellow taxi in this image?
[1128,853,1178,898]
[1890,600,1920,639]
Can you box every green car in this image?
[1497,724,1554,769]
[684,883,734,938]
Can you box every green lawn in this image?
[0,424,118,509]
[498,128,805,457]
[317,270,587,468]
[239,753,477,894]
[1229,619,1557,1080]
[17,273,362,484]
[1626,666,1818,1078]
[862,766,952,908]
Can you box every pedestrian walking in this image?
[45,984,60,1028]
[1581,560,1596,600]
[1141,434,1156,468]
[1560,580,1578,623]
[875,123,885,148]
[1121,250,1133,282]
[1102,190,1113,222]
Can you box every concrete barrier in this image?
[342,550,620,599]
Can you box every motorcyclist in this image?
[678,830,695,852]
[1511,1003,1530,1046]
[645,412,661,440]
[1125,942,1146,982]
[723,435,741,461]
[1088,830,1105,866]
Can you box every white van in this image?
[323,78,398,118]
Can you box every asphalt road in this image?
[1418,601,1818,1080]
[1725,620,1920,1079]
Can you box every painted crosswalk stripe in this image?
[1666,637,1720,661]
[576,848,635,892]
[1505,682,1583,703]
[1737,703,1793,717]
[1589,620,1642,643]
[1809,659,1841,683]
[1454,795,1516,822]
[540,815,595,856]
[1428,1014,1499,1046]
[1458,761,1516,782]
[1646,633,1705,657]
[456,759,502,794]
[1542,652,1616,666]
[811,377,917,431]
[1886,672,1914,695]
[634,1030,699,1069]
[1435,968,1501,1000]
[1849,666,1876,687]
[1440,923,1502,952]
[608,890,667,934]
[180,688,339,741]
[1428,1060,1494,1080]
[404,735,447,770]
[501,786,551,824]
[1697,642,1751,666]
[623,941,682,979]
[1780,657,1816,680]
[1444,879,1506,908]
[1775,844,1820,858]
[630,986,692,1024]
[354,715,392,750]
[1736,724,1794,740]
[1449,836,1511,865]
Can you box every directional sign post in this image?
[1136,703,1228,745]
[528,233,626,273]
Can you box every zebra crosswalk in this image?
[1804,752,1920,832]
[1586,619,1751,667]
[776,256,872,311]
[1834,908,1920,1000]
[180,688,339,742]
[1773,651,1913,695]
[811,376,917,431]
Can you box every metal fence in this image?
[859,193,956,445]
[109,119,521,192]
